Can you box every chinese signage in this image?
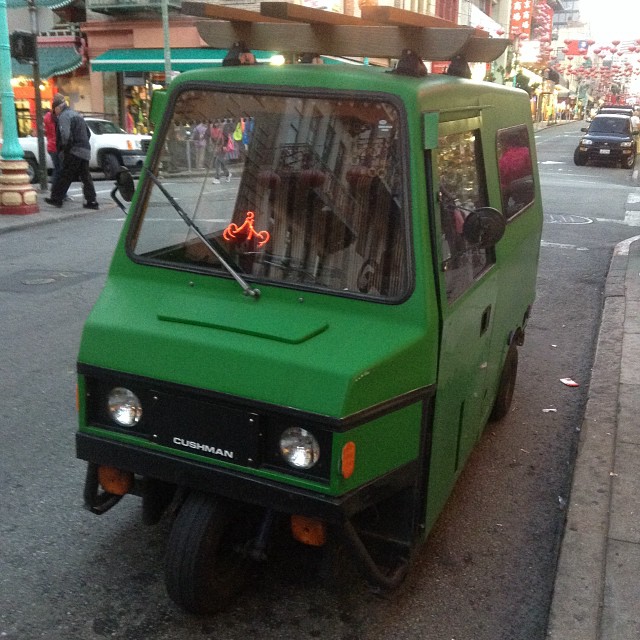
[510,0,533,38]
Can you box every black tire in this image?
[26,157,38,183]
[624,152,636,169]
[164,492,250,614]
[490,344,518,422]
[101,152,121,180]
[573,148,587,166]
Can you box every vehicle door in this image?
[425,117,499,514]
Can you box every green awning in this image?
[91,48,280,73]
[7,0,74,7]
[11,45,84,79]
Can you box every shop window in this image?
[496,125,535,219]
[437,129,492,302]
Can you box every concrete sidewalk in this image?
[2,186,640,639]
[547,236,640,639]
[0,186,119,235]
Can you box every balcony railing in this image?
[87,0,181,16]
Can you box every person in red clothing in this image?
[43,107,61,190]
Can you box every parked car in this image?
[574,114,637,168]
[598,106,634,117]
[8,117,151,182]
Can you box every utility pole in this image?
[162,0,171,83]
[28,0,48,191]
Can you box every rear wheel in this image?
[101,152,121,180]
[164,492,250,614]
[490,344,518,422]
[26,157,38,183]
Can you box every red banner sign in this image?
[509,0,533,38]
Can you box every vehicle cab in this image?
[75,5,542,614]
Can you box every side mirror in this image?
[580,127,588,132]
[116,168,135,202]
[463,207,506,248]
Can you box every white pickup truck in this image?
[15,117,151,182]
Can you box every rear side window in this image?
[496,125,534,219]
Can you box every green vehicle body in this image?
[76,61,542,610]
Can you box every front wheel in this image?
[573,148,587,166]
[490,344,518,422]
[101,152,121,180]
[164,492,250,614]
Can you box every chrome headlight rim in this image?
[107,387,143,428]
[279,426,321,470]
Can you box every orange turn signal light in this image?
[341,441,356,479]
[98,466,133,496]
[291,515,326,547]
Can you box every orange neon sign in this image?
[223,211,270,247]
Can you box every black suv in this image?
[574,114,637,168]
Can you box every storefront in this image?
[10,35,85,135]
[90,47,280,133]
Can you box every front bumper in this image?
[119,150,146,171]
[77,432,419,523]
[581,146,634,162]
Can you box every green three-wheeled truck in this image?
[76,4,543,613]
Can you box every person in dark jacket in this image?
[45,94,98,209]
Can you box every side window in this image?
[496,125,535,219]
[437,129,491,303]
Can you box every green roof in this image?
[91,48,280,73]
[11,45,83,79]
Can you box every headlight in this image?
[620,141,634,148]
[279,427,320,469]
[107,387,142,427]
[581,139,593,146]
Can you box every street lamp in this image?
[0,0,39,214]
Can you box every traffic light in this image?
[10,31,37,64]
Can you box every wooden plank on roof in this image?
[360,6,489,37]
[457,36,510,62]
[197,21,475,60]
[259,1,377,25]
[182,1,284,22]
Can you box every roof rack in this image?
[182,1,510,63]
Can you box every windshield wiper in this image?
[143,167,260,298]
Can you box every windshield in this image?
[130,86,410,300]
[88,120,127,135]
[589,117,631,135]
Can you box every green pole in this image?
[0,0,24,161]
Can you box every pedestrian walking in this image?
[210,121,231,184]
[45,94,99,210]
[43,107,61,190]
[192,122,209,169]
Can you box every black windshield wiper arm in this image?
[143,167,260,298]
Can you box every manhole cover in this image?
[0,269,99,293]
[545,214,593,225]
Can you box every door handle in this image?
[480,305,491,336]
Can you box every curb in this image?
[0,200,118,236]
[546,237,634,639]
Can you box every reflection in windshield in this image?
[131,89,409,300]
